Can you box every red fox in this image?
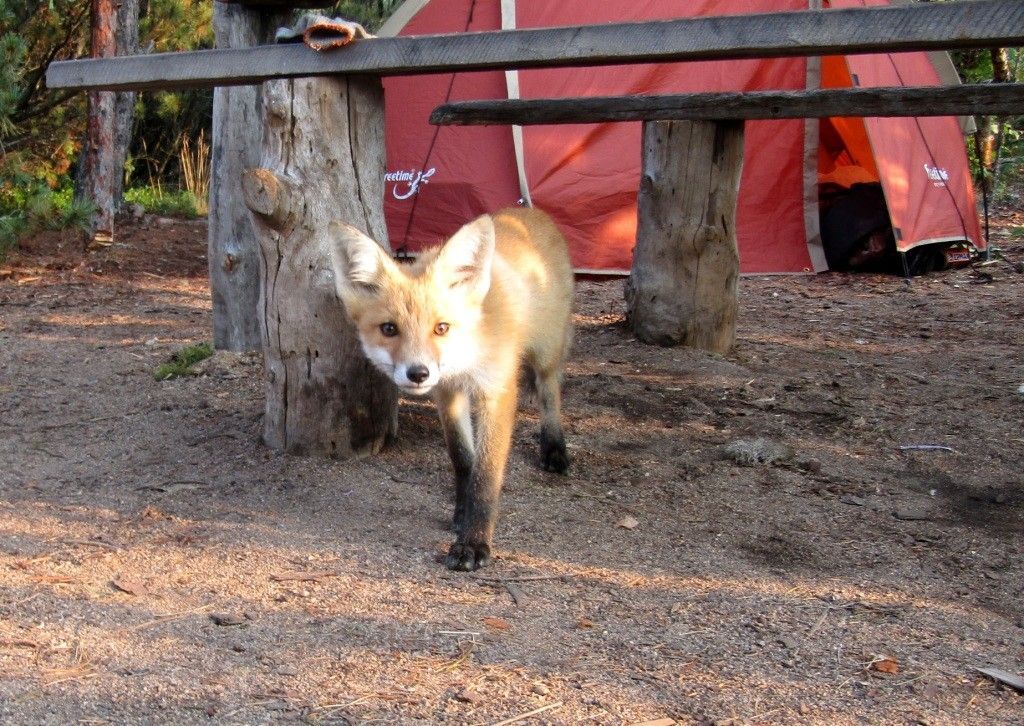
[329,207,574,571]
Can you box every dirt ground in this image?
[0,215,1022,725]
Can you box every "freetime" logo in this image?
[385,168,436,200]
[923,163,949,187]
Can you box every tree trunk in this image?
[625,119,745,353]
[112,0,140,210]
[208,3,291,352]
[243,76,398,458]
[82,0,117,246]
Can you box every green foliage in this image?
[154,342,214,381]
[124,186,199,218]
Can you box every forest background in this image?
[0,0,1020,257]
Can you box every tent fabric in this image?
[828,0,983,253]
[381,0,983,273]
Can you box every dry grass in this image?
[179,130,210,216]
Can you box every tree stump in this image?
[625,119,745,353]
[243,76,398,458]
[209,3,291,352]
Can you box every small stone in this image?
[840,494,865,507]
[531,683,550,696]
[455,688,481,703]
[276,665,298,676]
[798,703,810,716]
[799,457,823,473]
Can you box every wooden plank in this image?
[431,84,1024,125]
[47,0,1024,91]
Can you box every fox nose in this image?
[406,364,430,384]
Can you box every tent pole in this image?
[900,251,911,279]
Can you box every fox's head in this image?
[329,215,495,396]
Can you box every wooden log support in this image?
[242,75,398,457]
[83,0,117,246]
[209,3,291,352]
[430,83,1024,126]
[626,120,745,353]
[46,0,1024,92]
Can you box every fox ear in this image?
[434,214,495,299]
[328,221,393,301]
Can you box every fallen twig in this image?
[491,701,563,726]
[269,570,341,583]
[60,539,120,552]
[0,639,40,649]
[123,604,214,632]
[898,444,957,453]
[974,666,1024,693]
[471,573,566,583]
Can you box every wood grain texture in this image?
[47,0,1024,91]
[208,3,291,352]
[625,120,744,353]
[431,83,1024,125]
[244,75,398,458]
[83,0,116,244]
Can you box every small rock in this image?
[455,688,482,703]
[616,515,640,530]
[798,703,810,716]
[276,665,299,676]
[531,683,550,696]
[840,494,866,507]
[230,642,247,653]
[798,457,823,473]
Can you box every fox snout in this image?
[393,359,439,394]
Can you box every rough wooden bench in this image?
[429,83,1024,350]
[44,0,1024,459]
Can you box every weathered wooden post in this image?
[625,120,745,353]
[82,0,116,247]
[242,76,399,457]
[209,2,292,352]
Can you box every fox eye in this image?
[434,322,450,336]
[380,322,398,337]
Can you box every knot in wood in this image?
[701,225,724,246]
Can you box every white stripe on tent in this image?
[378,0,430,38]
[501,0,533,207]
[803,0,828,272]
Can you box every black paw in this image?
[540,433,570,475]
[445,540,492,571]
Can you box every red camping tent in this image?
[381,0,984,274]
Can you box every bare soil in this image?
[0,217,1022,725]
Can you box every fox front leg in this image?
[435,387,474,532]
[445,384,518,571]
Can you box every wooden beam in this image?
[47,0,1024,91]
[430,84,1024,125]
